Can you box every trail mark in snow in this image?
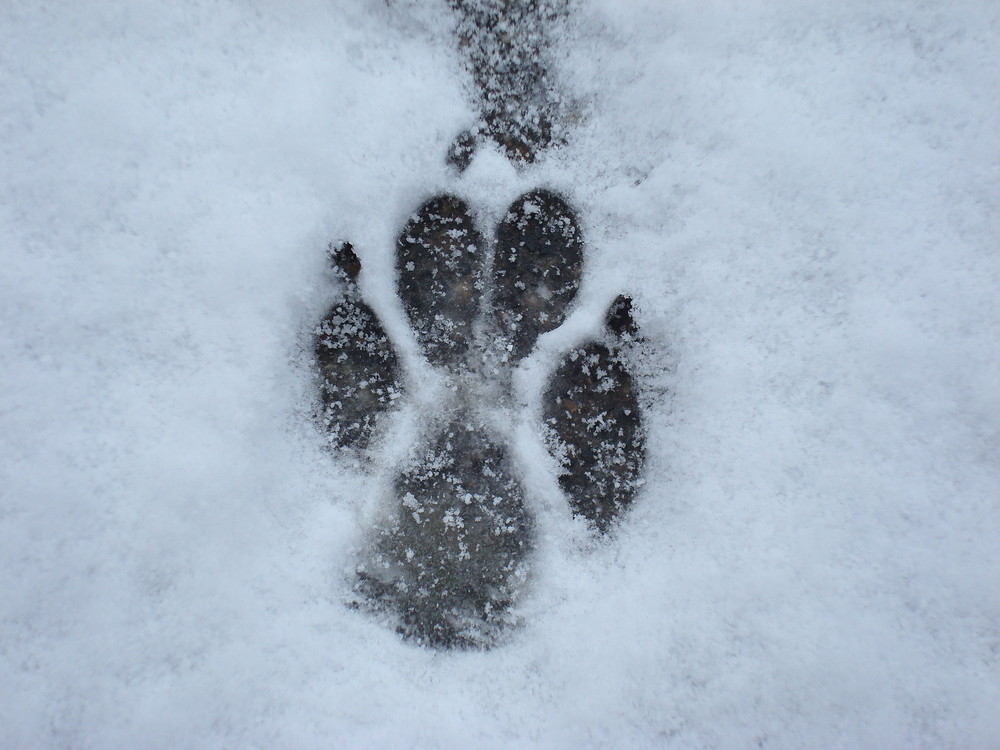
[312,0,648,648]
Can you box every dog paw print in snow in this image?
[314,187,647,649]
[312,0,647,649]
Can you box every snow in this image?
[2,0,997,747]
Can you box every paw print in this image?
[314,187,647,649]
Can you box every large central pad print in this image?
[314,191,647,649]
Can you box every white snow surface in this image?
[2,0,998,747]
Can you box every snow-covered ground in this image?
[2,0,997,747]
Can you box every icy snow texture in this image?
[1,0,997,747]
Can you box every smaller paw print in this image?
[315,191,646,648]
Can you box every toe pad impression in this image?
[492,189,583,363]
[543,298,646,531]
[397,195,485,369]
